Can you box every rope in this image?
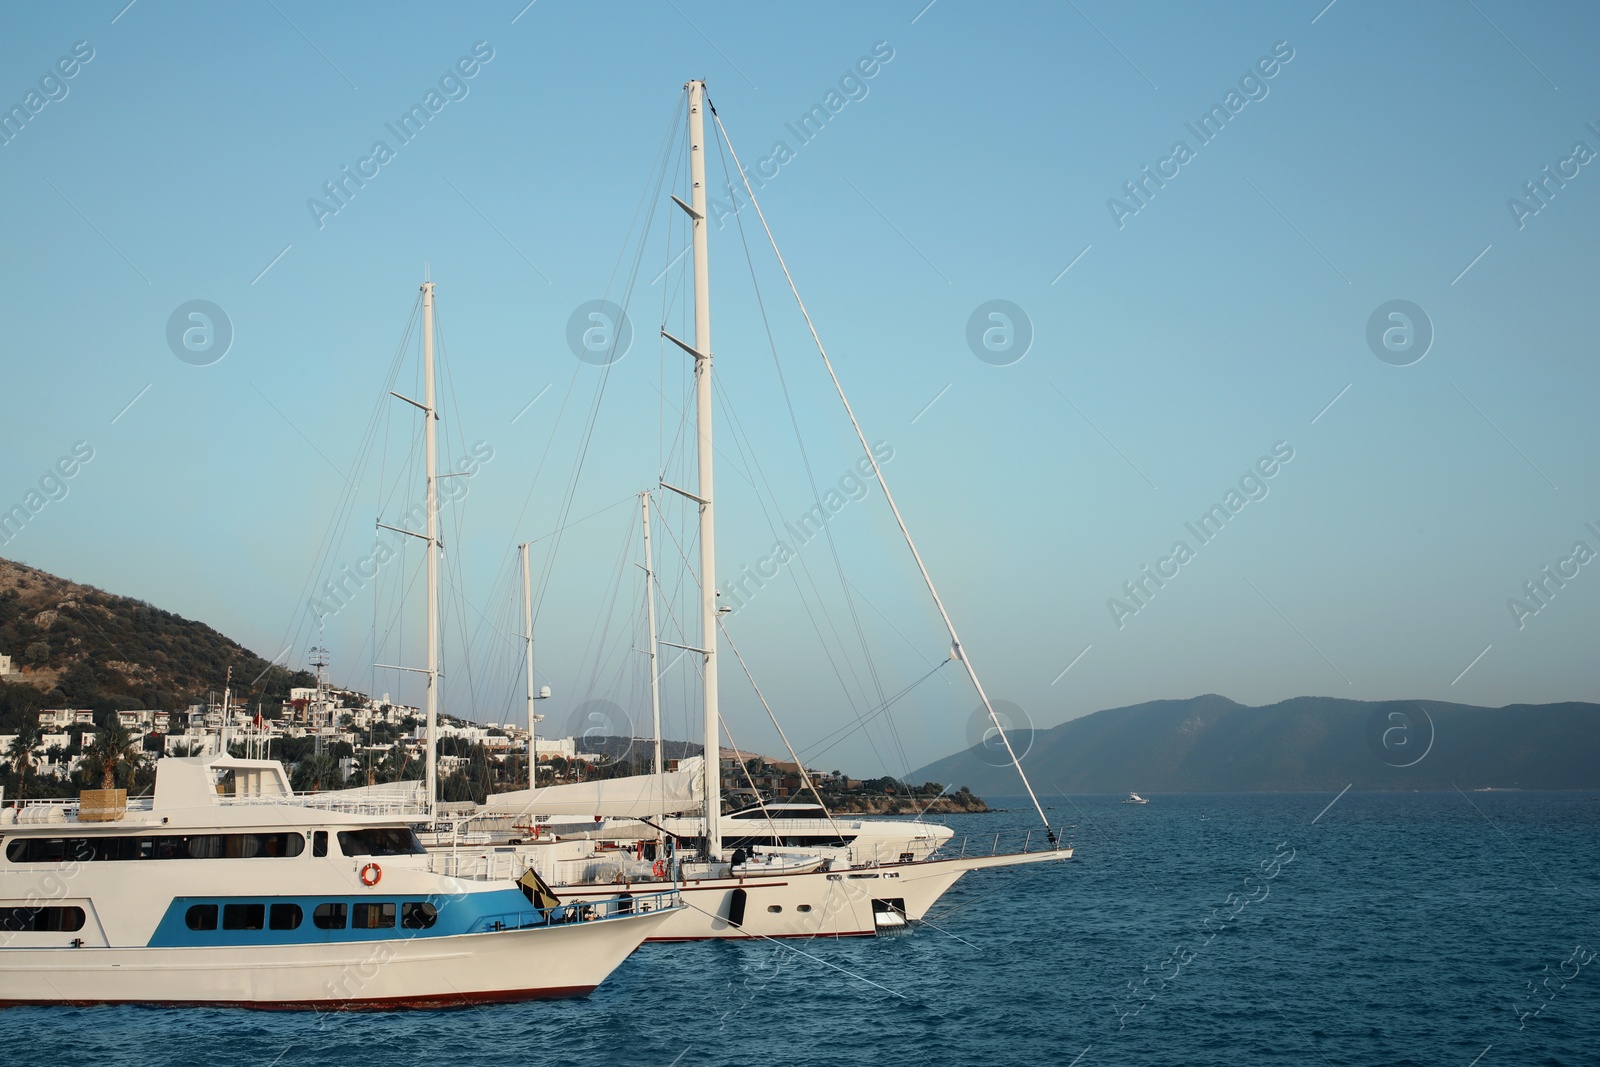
[708,103,1054,842]
[717,622,850,848]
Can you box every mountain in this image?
[0,557,313,731]
[911,695,1600,794]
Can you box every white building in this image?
[0,653,11,675]
[38,709,95,729]
[115,710,171,732]
[534,737,577,760]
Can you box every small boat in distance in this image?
[1122,793,1149,805]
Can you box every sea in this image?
[4,791,1597,1066]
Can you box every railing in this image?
[430,849,534,883]
[0,797,154,824]
[544,888,679,926]
[935,828,1065,860]
[255,794,428,816]
[718,817,867,833]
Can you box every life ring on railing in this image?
[652,859,667,879]
[360,863,383,886]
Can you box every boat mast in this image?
[640,492,663,778]
[520,540,535,788]
[685,80,721,860]
[422,280,440,821]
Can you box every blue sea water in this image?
[3,791,1597,1066]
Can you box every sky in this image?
[1,1,1596,780]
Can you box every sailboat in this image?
[429,81,1067,940]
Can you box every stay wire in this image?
[709,101,1053,837]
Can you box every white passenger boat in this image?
[0,753,675,1009]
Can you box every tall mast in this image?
[422,280,439,820]
[640,492,663,778]
[520,540,535,789]
[687,81,721,860]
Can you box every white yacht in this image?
[1122,792,1149,805]
[428,79,1070,940]
[0,753,675,1008]
[658,802,954,866]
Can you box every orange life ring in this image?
[360,862,382,886]
[652,859,667,879]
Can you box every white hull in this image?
[551,848,1070,941]
[0,910,669,1009]
[0,755,679,1009]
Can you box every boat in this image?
[0,277,678,1011]
[644,802,953,866]
[1122,792,1149,805]
[0,751,675,1008]
[427,81,1068,941]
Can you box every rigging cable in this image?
[709,101,1053,840]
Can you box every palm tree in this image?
[7,724,42,799]
[291,753,341,793]
[82,723,145,791]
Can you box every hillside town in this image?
[0,662,971,809]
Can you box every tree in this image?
[6,723,42,798]
[81,723,145,790]
[25,641,49,665]
[292,753,342,793]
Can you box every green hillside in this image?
[0,557,313,733]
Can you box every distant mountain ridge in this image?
[911,695,1600,794]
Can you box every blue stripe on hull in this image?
[147,889,542,947]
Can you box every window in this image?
[5,833,305,864]
[352,902,396,930]
[0,906,87,932]
[336,829,424,857]
[269,903,302,930]
[766,905,783,913]
[313,902,347,930]
[185,836,222,859]
[185,904,218,931]
[313,831,328,858]
[797,904,813,913]
[401,902,437,929]
[223,903,265,931]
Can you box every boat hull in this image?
[0,909,670,1009]
[549,847,1071,941]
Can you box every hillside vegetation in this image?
[0,557,312,734]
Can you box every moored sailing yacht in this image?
[429,81,1068,941]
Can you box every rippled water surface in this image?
[4,791,1597,1066]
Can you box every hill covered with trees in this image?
[0,557,313,734]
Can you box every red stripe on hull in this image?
[0,986,596,1011]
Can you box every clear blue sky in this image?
[2,1,1596,778]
